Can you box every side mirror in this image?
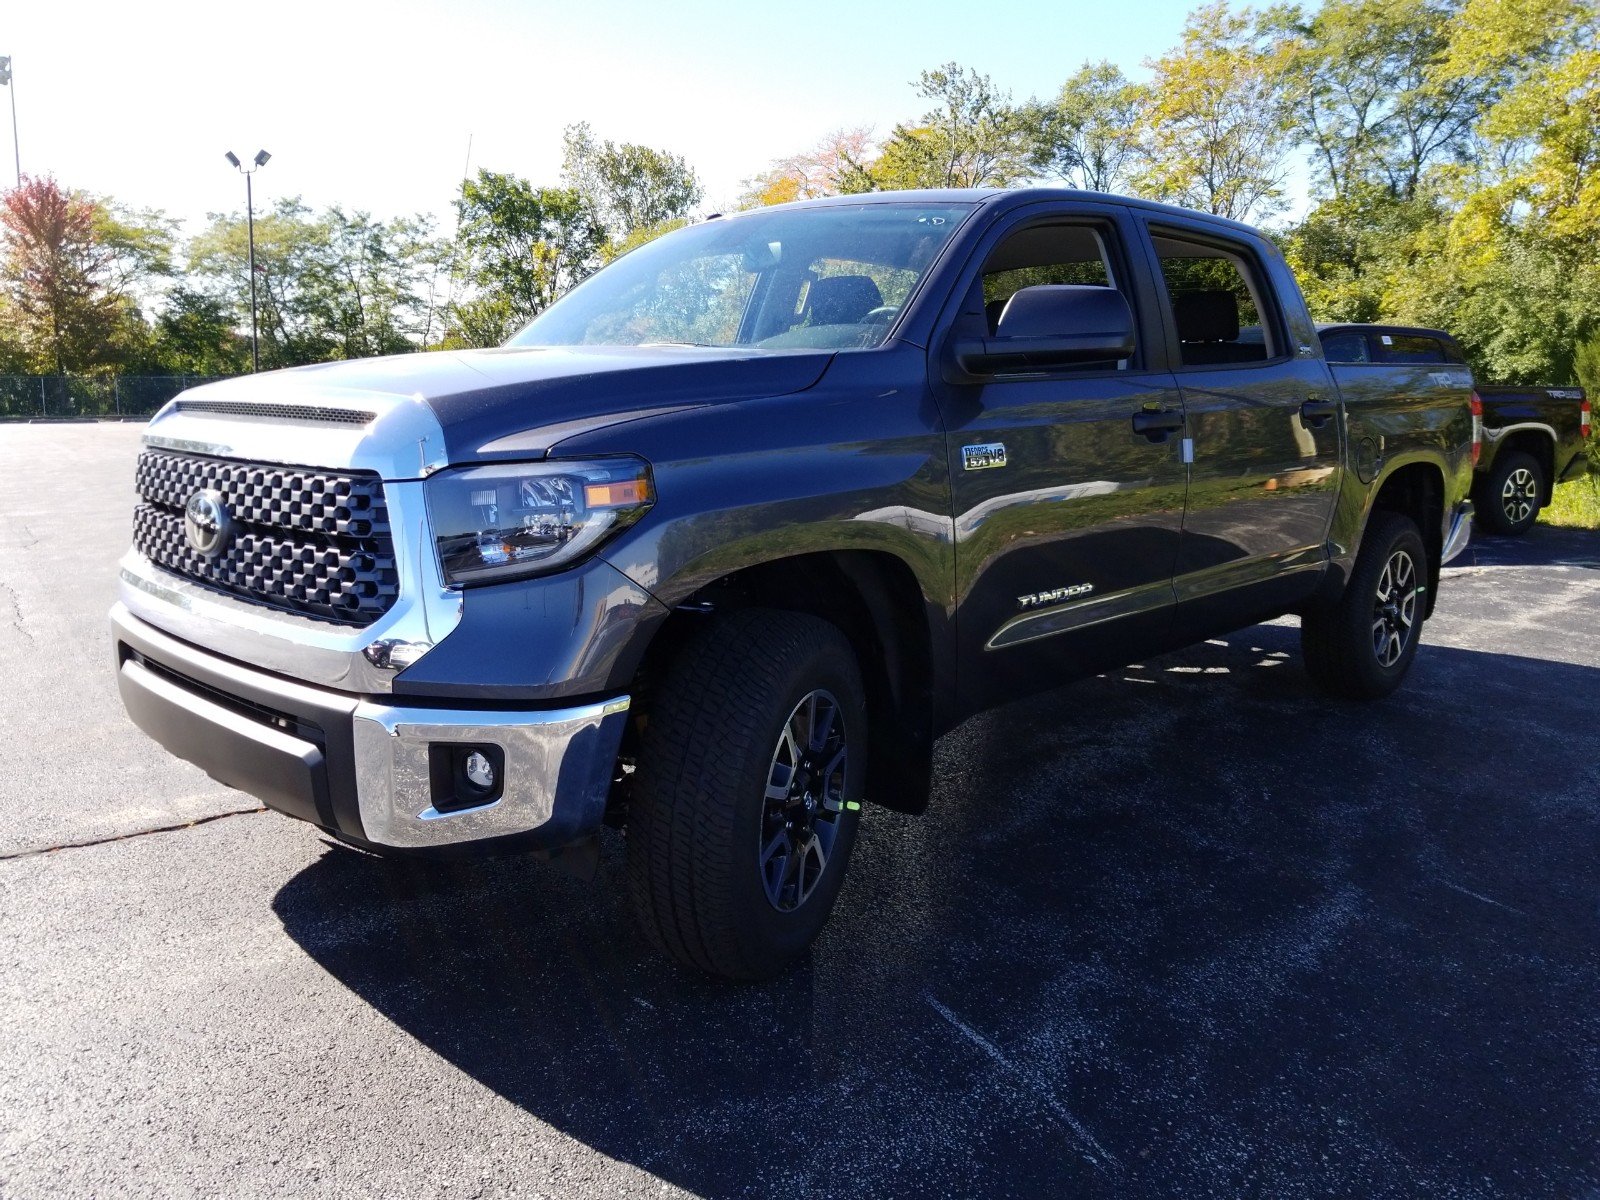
[951,285,1135,377]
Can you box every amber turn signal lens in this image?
[585,477,651,508]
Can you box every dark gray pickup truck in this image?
[112,190,1476,980]
[1318,323,1592,535]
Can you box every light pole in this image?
[225,149,271,372]
[0,57,18,185]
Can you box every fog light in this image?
[427,743,506,812]
[464,750,495,790]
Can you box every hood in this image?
[178,345,834,463]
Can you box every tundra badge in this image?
[1018,583,1094,609]
[962,442,1007,471]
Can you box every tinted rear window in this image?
[1320,331,1370,362]
[1376,333,1447,364]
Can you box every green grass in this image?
[1541,474,1600,530]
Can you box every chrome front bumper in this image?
[111,604,629,851]
[350,695,630,849]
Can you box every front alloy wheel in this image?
[760,690,850,912]
[627,608,867,981]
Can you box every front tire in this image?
[626,609,867,981]
[1479,449,1544,536]
[1302,511,1428,700]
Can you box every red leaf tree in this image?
[0,176,125,374]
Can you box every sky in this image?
[4,0,1205,237]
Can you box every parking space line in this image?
[924,992,1120,1175]
[1438,880,1528,917]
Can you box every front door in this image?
[931,207,1189,715]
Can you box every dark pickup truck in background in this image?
[111,189,1476,980]
[1318,324,1592,535]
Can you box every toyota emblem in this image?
[183,489,232,556]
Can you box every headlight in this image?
[425,457,654,586]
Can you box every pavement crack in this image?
[0,806,266,861]
[0,577,33,643]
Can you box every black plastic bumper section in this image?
[112,607,367,840]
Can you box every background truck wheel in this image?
[1302,510,1428,701]
[1479,449,1544,535]
[626,608,866,981]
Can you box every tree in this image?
[740,127,877,207]
[147,286,250,376]
[1136,3,1297,221]
[186,200,445,368]
[1278,0,1487,203]
[560,123,702,247]
[1440,0,1600,249]
[317,209,446,359]
[871,63,1034,190]
[1027,61,1148,193]
[1283,185,1447,323]
[0,177,174,374]
[601,217,690,263]
[1393,0,1600,383]
[449,169,606,346]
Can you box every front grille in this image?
[133,450,399,626]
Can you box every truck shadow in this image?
[273,627,1600,1197]
[1451,523,1600,570]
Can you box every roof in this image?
[719,187,1272,238]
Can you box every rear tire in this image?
[1479,449,1544,536]
[1302,511,1428,700]
[626,609,866,981]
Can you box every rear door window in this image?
[1151,233,1279,367]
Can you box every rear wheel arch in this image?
[1364,461,1445,618]
[1488,429,1556,504]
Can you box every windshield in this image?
[508,203,972,352]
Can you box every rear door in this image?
[929,203,1188,714]
[1139,218,1343,626]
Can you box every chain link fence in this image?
[0,375,234,420]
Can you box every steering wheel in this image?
[862,305,900,323]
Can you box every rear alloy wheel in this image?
[1302,510,1428,700]
[626,608,866,981]
[1370,546,1419,669]
[1480,449,1544,536]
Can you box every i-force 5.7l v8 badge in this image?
[962,442,1007,471]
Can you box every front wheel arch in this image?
[627,549,939,815]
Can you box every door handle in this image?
[1131,409,1184,441]
[1300,398,1338,428]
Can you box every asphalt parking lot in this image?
[2,421,1599,1198]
